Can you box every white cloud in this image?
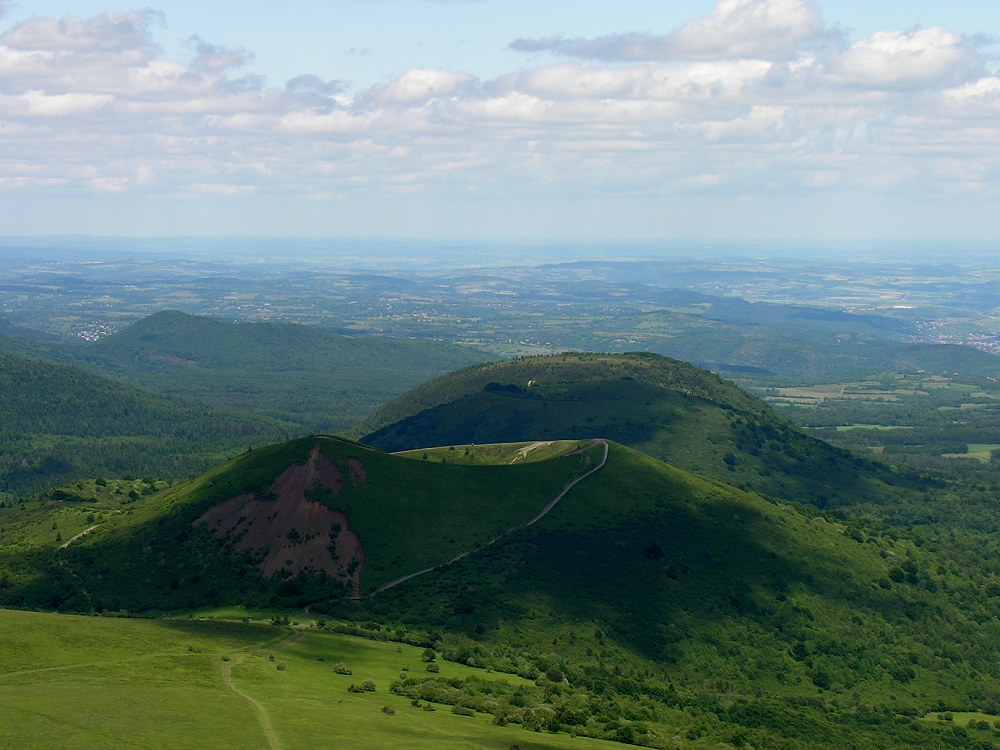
[0,2,998,238]
[3,10,160,53]
[511,0,827,62]
[19,90,112,117]
[945,76,1000,104]
[666,0,825,60]
[187,36,252,75]
[833,27,982,89]
[363,68,474,106]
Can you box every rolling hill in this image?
[0,350,296,500]
[0,435,596,611]
[67,310,491,433]
[2,433,998,748]
[361,352,923,508]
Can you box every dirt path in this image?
[223,654,282,750]
[370,439,609,596]
[58,525,99,550]
[510,441,554,463]
[221,630,304,750]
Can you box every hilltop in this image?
[0,435,596,610]
[362,352,919,508]
[1,434,996,748]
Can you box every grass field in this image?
[835,424,914,431]
[396,440,585,466]
[921,711,1000,729]
[0,608,625,750]
[941,444,1000,463]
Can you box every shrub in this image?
[334,662,352,675]
[382,706,395,715]
[362,679,377,692]
[811,669,832,690]
[276,661,287,671]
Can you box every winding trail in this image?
[510,441,554,463]
[223,655,282,750]
[369,439,609,597]
[58,524,99,550]
[221,629,304,750]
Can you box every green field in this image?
[396,440,585,466]
[835,424,914,431]
[0,609,624,750]
[921,711,1000,730]
[942,444,1000,463]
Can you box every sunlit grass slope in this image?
[363,442,1000,748]
[0,436,597,610]
[0,609,624,750]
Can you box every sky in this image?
[1,0,999,242]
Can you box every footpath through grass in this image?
[0,608,625,750]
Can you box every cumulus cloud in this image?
[362,68,475,106]
[0,0,998,236]
[833,27,983,89]
[285,75,345,98]
[3,10,160,53]
[187,36,253,75]
[511,0,827,61]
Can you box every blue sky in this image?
[2,1,999,242]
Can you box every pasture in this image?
[0,608,623,750]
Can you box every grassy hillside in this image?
[68,310,490,433]
[0,609,624,750]
[357,442,1000,748]
[360,351,766,435]
[0,436,597,611]
[4,435,997,747]
[2,434,999,747]
[362,353,920,508]
[0,350,295,501]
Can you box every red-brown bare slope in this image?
[194,446,366,594]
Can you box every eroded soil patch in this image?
[195,446,366,594]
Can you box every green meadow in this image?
[0,608,624,750]
[941,443,1000,463]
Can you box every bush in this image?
[362,679,377,692]
[334,662,352,675]
[382,705,395,715]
